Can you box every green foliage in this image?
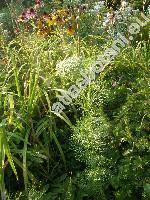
[71,43,150,199]
[0,1,149,199]
[0,31,72,199]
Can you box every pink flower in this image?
[25,8,36,20]
[17,8,36,23]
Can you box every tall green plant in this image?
[0,123,18,200]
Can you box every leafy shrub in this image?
[71,42,150,199]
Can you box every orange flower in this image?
[0,58,9,65]
[14,28,20,35]
[66,25,75,35]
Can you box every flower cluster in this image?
[89,1,105,13]
[17,8,36,22]
[16,0,146,39]
[101,1,142,38]
[17,1,88,36]
[56,55,81,76]
[36,8,78,36]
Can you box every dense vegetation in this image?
[0,0,150,199]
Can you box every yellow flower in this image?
[47,17,55,26]
[62,10,70,17]
[37,27,50,36]
[37,19,43,29]
[42,27,51,35]
[71,15,77,21]
[37,29,44,36]
[56,9,63,14]
[56,16,65,25]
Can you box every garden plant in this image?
[0,0,150,199]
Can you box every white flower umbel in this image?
[93,5,101,12]
[121,1,128,10]
[90,1,105,13]
[56,55,81,76]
